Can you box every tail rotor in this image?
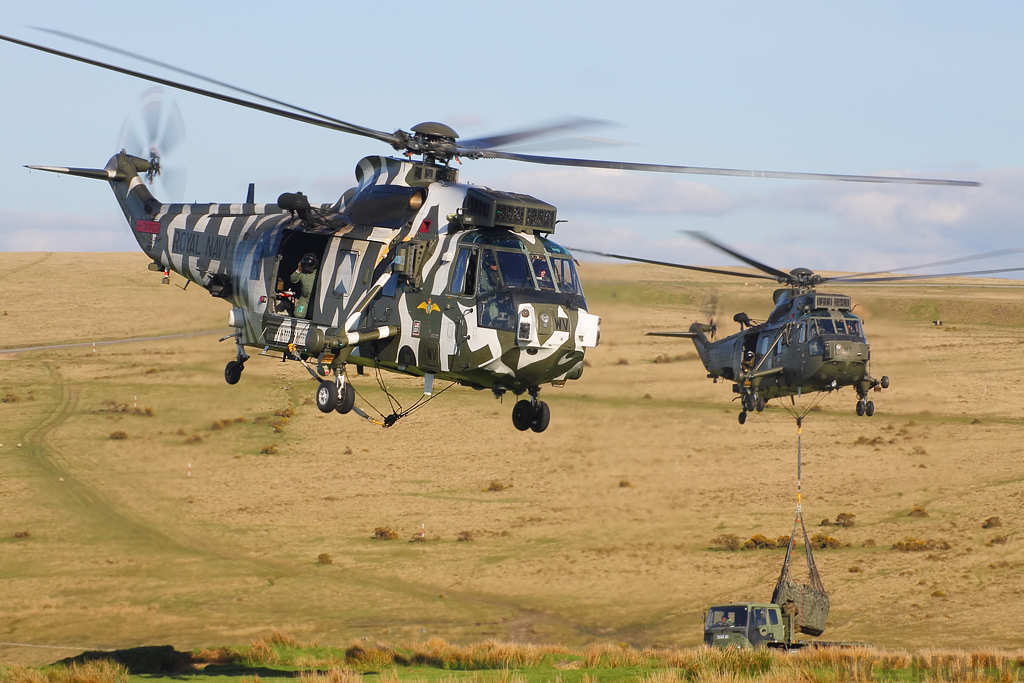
[117,87,187,200]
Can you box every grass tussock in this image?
[407,638,569,670]
[98,401,154,417]
[295,669,362,683]
[0,660,129,683]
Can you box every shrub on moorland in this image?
[711,534,741,551]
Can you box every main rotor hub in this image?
[395,121,461,163]
[410,121,459,141]
[788,266,821,288]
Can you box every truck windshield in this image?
[706,606,747,629]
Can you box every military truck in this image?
[704,603,794,649]
[703,602,861,650]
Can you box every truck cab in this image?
[704,603,787,649]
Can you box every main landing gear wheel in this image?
[531,401,550,433]
[335,382,356,414]
[755,395,766,412]
[511,399,551,433]
[224,360,244,385]
[738,411,747,425]
[865,400,875,417]
[856,399,866,416]
[316,380,338,413]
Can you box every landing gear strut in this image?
[738,392,764,424]
[512,387,550,433]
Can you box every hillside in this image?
[1,252,1023,665]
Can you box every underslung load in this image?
[771,510,830,637]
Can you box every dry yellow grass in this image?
[1,253,1023,667]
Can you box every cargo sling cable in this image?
[772,416,831,638]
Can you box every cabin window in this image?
[834,319,847,334]
[758,335,770,356]
[847,320,863,339]
[799,323,807,343]
[333,250,357,298]
[818,319,835,335]
[769,609,779,626]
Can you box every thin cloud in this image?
[492,167,741,216]
[0,209,136,251]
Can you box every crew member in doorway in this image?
[291,253,318,318]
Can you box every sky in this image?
[2,1,1023,275]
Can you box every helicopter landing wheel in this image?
[315,380,338,413]
[742,394,755,412]
[865,400,875,417]
[335,381,356,415]
[856,399,866,416]
[738,411,747,425]
[880,376,890,389]
[224,360,244,385]
[755,395,766,412]
[530,401,551,433]
[512,400,533,431]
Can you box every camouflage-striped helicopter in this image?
[575,232,1024,425]
[0,31,980,432]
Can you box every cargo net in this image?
[771,511,830,637]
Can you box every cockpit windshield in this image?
[706,606,748,629]
[460,236,584,297]
[805,315,864,340]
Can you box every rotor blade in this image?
[825,248,1024,282]
[31,27,397,145]
[0,33,403,147]
[458,117,608,151]
[646,331,699,338]
[475,149,980,187]
[839,266,1024,283]
[683,231,794,282]
[566,246,778,281]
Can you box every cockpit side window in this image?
[551,257,582,295]
[478,249,503,294]
[449,247,474,297]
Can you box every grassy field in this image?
[1,252,1023,671]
